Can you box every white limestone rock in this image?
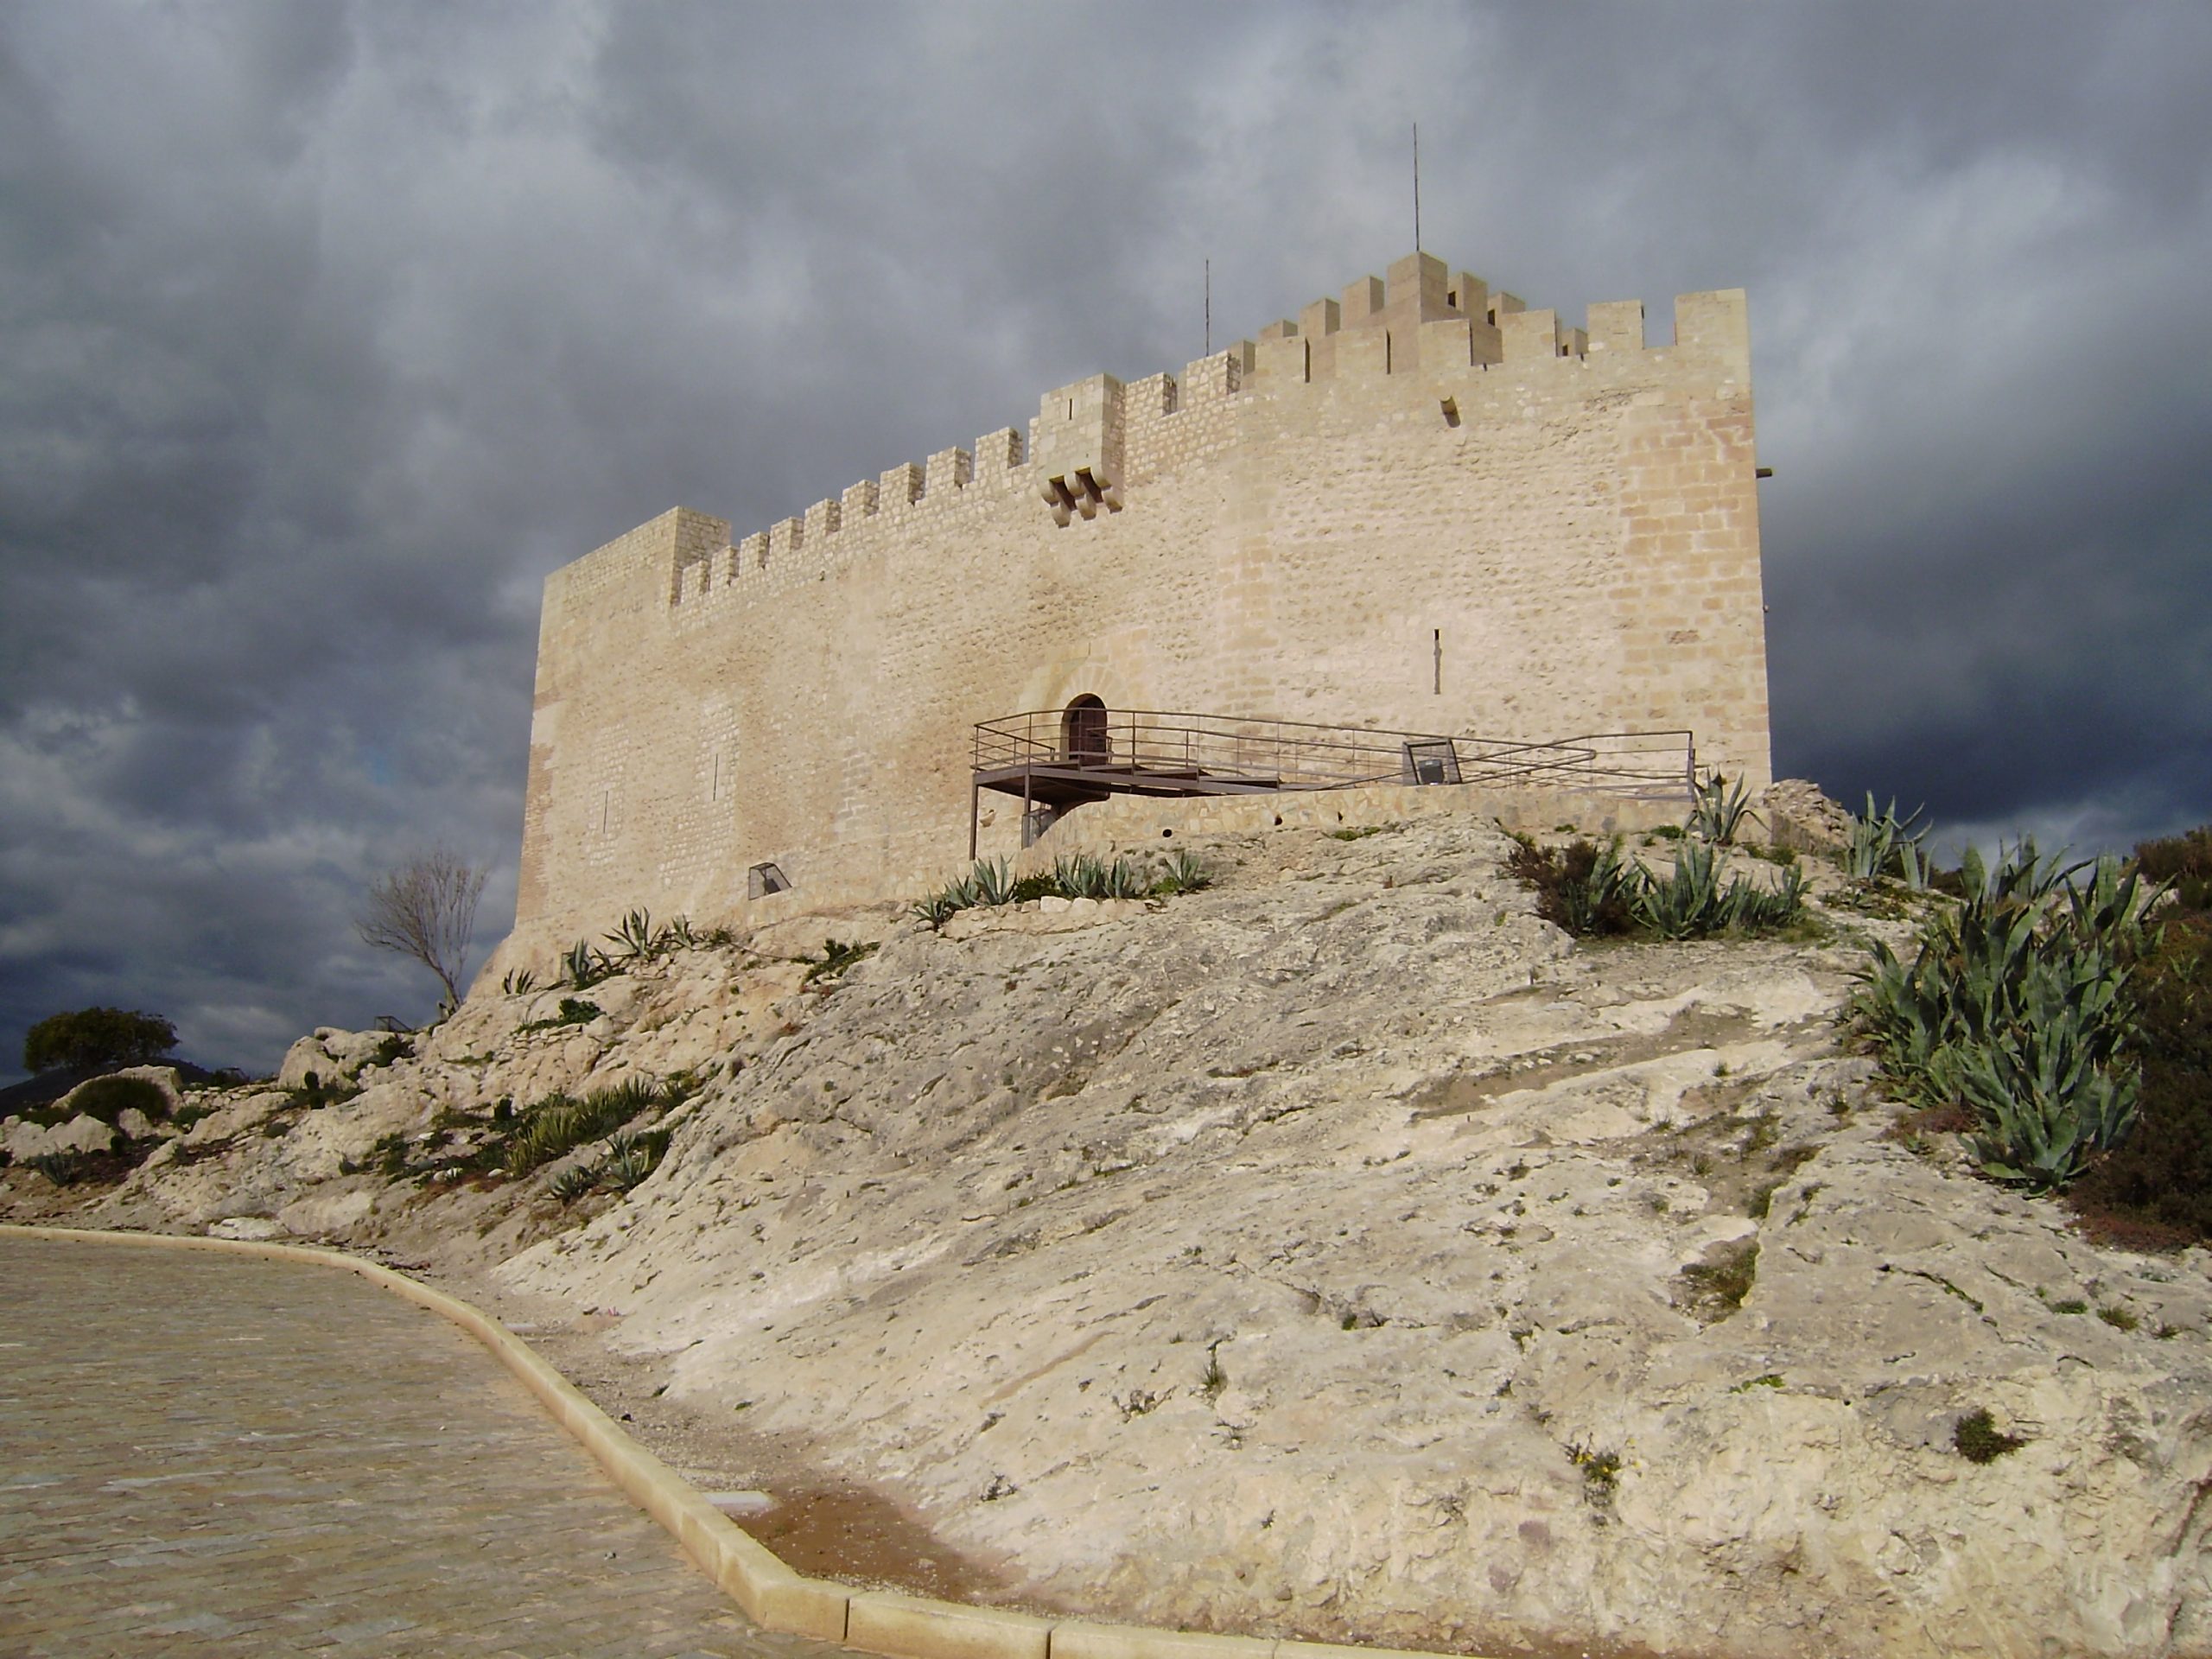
[3,1113,118,1160]
[30,813,2211,1658]
[207,1215,287,1241]
[276,1027,392,1090]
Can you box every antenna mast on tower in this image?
[1413,122,1421,251]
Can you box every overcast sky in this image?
[4,1,2209,1077]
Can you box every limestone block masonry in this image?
[509,251,1771,958]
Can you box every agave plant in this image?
[549,1163,600,1205]
[912,888,964,930]
[1557,838,1639,936]
[500,966,539,996]
[1052,853,1113,899]
[1850,839,2152,1190]
[1101,856,1149,900]
[971,857,1020,908]
[600,1128,670,1192]
[563,938,609,990]
[1841,794,1932,884]
[1632,842,1806,940]
[1152,849,1214,896]
[1686,773,1755,846]
[1957,1019,2141,1191]
[605,907,665,961]
[912,866,987,928]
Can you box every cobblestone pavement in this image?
[0,1235,850,1658]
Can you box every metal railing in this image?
[973,708,1457,791]
[972,710,1696,799]
[1449,730,1699,799]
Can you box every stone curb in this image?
[1,1224,1487,1659]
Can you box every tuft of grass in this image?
[1954,1407,2025,1464]
[1199,1346,1229,1400]
[1681,1241,1759,1319]
[519,996,602,1033]
[1567,1443,1623,1510]
[2096,1305,2139,1332]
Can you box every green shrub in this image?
[2134,824,2212,912]
[287,1075,362,1111]
[2067,909,2212,1242]
[66,1075,169,1127]
[1507,836,1636,936]
[23,1007,176,1074]
[801,938,879,985]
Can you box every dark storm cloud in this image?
[3,0,2209,1076]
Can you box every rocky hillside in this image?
[6,811,2209,1659]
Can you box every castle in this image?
[508,250,1771,956]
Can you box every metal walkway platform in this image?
[968,708,1696,855]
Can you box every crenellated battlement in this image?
[646,250,1750,612]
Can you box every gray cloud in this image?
[4,0,2209,1076]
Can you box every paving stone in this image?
[0,1236,851,1658]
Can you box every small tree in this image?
[23,1007,179,1074]
[355,848,488,1011]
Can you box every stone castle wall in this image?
[506,251,1771,961]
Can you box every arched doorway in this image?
[1063,695,1109,766]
